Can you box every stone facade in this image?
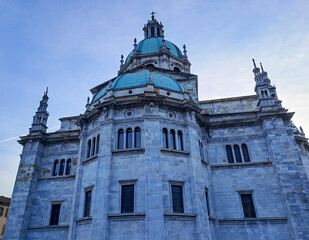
[4,15,309,240]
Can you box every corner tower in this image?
[30,88,49,134]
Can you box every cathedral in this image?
[4,14,309,240]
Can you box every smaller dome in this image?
[91,84,109,103]
[125,37,183,64]
[113,71,184,92]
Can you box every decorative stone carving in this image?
[61,144,69,151]
[125,109,134,118]
[167,111,175,119]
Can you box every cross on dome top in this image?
[150,11,156,20]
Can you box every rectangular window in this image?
[50,204,61,225]
[205,188,210,216]
[172,185,184,213]
[241,194,256,218]
[84,190,92,217]
[121,185,134,213]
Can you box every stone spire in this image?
[30,88,49,133]
[252,59,282,110]
[143,12,164,39]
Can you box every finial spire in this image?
[183,44,187,56]
[45,87,48,96]
[134,38,137,48]
[150,11,156,20]
[120,54,124,67]
[252,58,257,68]
[260,62,264,72]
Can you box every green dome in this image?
[125,37,183,64]
[113,71,184,92]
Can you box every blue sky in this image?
[0,0,308,196]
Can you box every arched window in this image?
[173,67,180,72]
[59,159,65,176]
[170,130,176,149]
[151,27,155,37]
[87,140,91,158]
[53,160,59,176]
[162,128,168,148]
[226,146,234,163]
[177,131,183,151]
[96,135,100,155]
[241,144,250,162]
[157,27,160,37]
[0,207,3,216]
[66,159,72,175]
[118,129,124,149]
[234,145,242,163]
[92,137,96,156]
[126,128,133,148]
[146,64,155,68]
[135,127,141,148]
[265,91,268,97]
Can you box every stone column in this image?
[263,117,309,239]
[144,116,165,240]
[3,140,43,240]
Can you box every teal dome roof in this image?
[113,71,184,92]
[125,37,183,64]
[91,84,109,103]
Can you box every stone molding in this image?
[76,216,93,225]
[82,155,98,165]
[108,212,146,221]
[112,148,145,154]
[28,225,69,231]
[211,161,272,169]
[160,148,190,156]
[163,213,196,221]
[218,217,288,225]
[37,175,75,181]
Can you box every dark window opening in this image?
[53,160,59,176]
[87,140,91,158]
[241,194,256,218]
[135,127,141,148]
[118,129,124,149]
[177,131,183,151]
[205,189,210,216]
[0,207,3,216]
[96,135,100,155]
[170,130,176,150]
[92,137,96,156]
[65,159,71,175]
[146,64,155,68]
[226,146,234,163]
[173,67,180,72]
[199,141,205,160]
[126,128,132,149]
[172,185,184,213]
[241,144,250,162]
[50,204,61,225]
[234,145,242,163]
[151,27,155,37]
[84,190,92,217]
[59,159,65,176]
[157,27,160,37]
[163,128,168,148]
[121,185,134,213]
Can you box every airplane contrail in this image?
[0,126,60,143]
